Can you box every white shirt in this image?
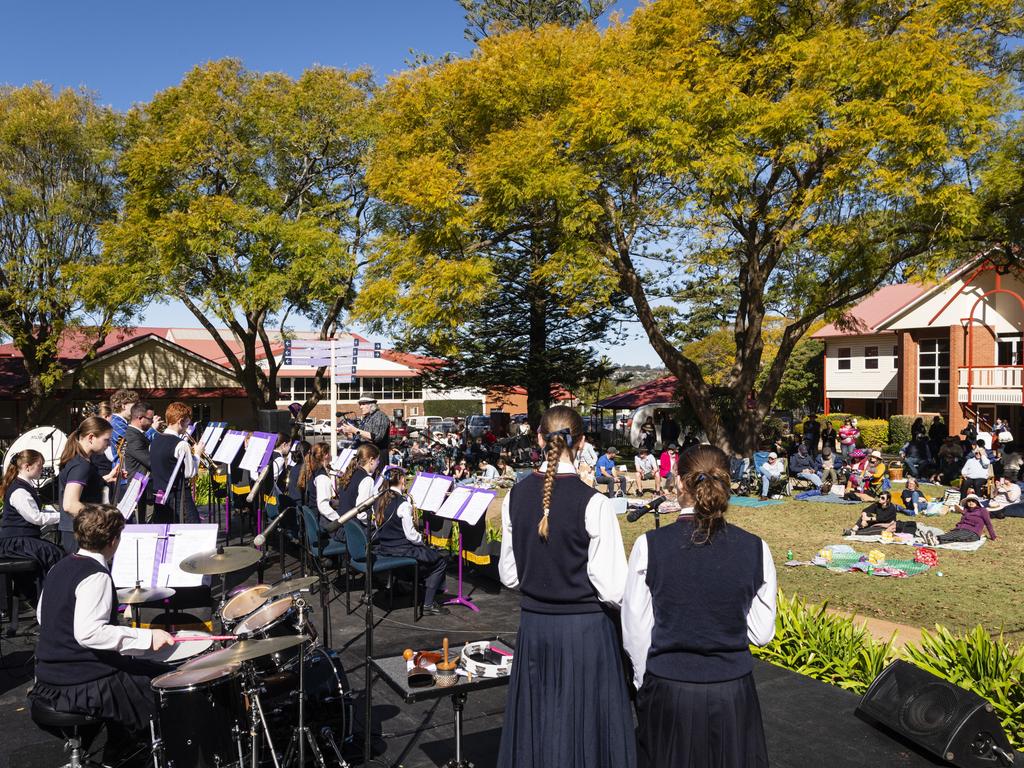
[622,512,777,690]
[635,454,658,475]
[172,435,197,479]
[9,486,60,527]
[394,500,422,545]
[313,473,339,522]
[760,460,783,478]
[962,454,990,479]
[575,443,597,470]
[37,549,153,653]
[480,464,499,480]
[499,461,628,606]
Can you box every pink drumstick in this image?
[170,635,236,643]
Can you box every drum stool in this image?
[0,556,40,636]
[30,699,104,768]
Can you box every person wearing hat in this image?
[758,452,784,500]
[340,396,392,454]
[596,445,627,498]
[634,446,658,489]
[935,493,997,544]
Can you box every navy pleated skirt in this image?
[497,609,637,768]
[636,672,769,768]
[31,668,159,733]
[0,536,64,576]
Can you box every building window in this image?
[865,346,879,370]
[361,376,423,401]
[918,339,950,398]
[998,333,1022,366]
[837,347,851,371]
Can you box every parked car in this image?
[407,415,443,433]
[466,414,491,438]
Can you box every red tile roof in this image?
[813,283,930,339]
[595,376,678,409]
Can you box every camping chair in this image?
[343,520,420,621]
[754,451,789,498]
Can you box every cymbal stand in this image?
[242,659,280,768]
[282,599,338,768]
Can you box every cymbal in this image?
[184,635,311,671]
[263,576,319,601]
[117,586,176,605]
[179,547,262,575]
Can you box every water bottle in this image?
[786,548,793,561]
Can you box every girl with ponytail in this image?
[0,449,64,583]
[57,416,114,553]
[497,405,634,768]
[299,443,342,532]
[622,444,777,768]
[371,468,449,616]
[330,443,380,538]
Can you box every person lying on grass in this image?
[937,494,997,544]
[843,491,917,536]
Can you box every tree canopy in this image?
[104,60,378,418]
[0,84,142,426]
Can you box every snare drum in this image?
[151,664,245,768]
[221,584,271,627]
[140,631,214,666]
[233,597,316,670]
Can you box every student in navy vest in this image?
[298,442,343,533]
[285,440,312,507]
[372,468,450,616]
[622,445,777,768]
[150,402,202,524]
[58,416,115,554]
[31,504,173,762]
[330,443,380,538]
[0,449,64,584]
[497,405,634,768]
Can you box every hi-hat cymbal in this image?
[179,547,262,575]
[184,635,310,671]
[117,586,176,605]
[263,576,319,601]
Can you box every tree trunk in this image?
[525,239,551,429]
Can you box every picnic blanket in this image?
[843,523,988,552]
[789,544,934,577]
[729,495,784,508]
[794,490,860,504]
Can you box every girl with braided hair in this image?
[622,444,777,768]
[371,468,450,616]
[497,405,634,768]
[298,443,342,532]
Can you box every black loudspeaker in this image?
[256,409,293,435]
[857,660,1015,767]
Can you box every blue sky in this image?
[2,0,660,366]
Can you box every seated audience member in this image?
[496,457,516,480]
[634,447,658,483]
[789,444,821,488]
[31,504,173,763]
[0,449,64,585]
[575,438,598,485]
[935,437,965,485]
[816,446,841,487]
[938,494,997,544]
[900,477,929,516]
[758,452,785,500]
[987,476,1021,518]
[849,450,887,497]
[844,491,915,536]
[901,435,933,478]
[659,444,679,492]
[596,445,627,497]
[959,441,991,497]
[451,460,470,481]
[479,458,499,480]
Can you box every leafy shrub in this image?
[888,415,916,452]
[751,593,895,694]
[903,626,1024,747]
[424,399,483,417]
[855,419,889,450]
[195,468,212,502]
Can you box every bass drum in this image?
[265,648,352,739]
[151,664,245,768]
[4,426,67,505]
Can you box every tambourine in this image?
[460,641,513,679]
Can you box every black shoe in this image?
[422,603,450,616]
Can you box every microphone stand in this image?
[359,505,389,768]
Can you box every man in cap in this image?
[340,396,392,453]
[758,451,784,500]
[595,445,627,497]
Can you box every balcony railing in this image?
[957,366,1024,405]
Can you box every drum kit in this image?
[143,548,353,768]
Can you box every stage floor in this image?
[0,544,989,767]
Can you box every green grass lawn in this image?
[617,499,1024,645]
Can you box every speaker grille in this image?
[899,683,960,737]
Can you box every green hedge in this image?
[424,399,483,417]
[888,414,915,452]
[753,593,1024,748]
[856,418,889,451]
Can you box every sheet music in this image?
[455,489,495,526]
[238,431,274,473]
[160,525,219,587]
[421,475,454,513]
[211,430,246,464]
[435,486,473,519]
[203,422,228,453]
[408,473,435,508]
[197,422,217,447]
[331,447,355,473]
[111,529,161,588]
[117,473,150,520]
